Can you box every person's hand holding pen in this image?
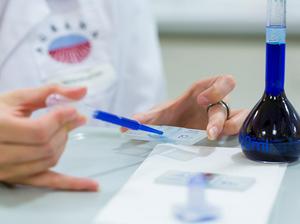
[131,75,249,140]
[0,85,98,191]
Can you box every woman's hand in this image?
[132,75,249,140]
[0,85,98,191]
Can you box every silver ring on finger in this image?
[207,100,230,120]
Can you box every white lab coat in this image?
[0,0,166,117]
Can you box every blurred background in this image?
[150,0,300,111]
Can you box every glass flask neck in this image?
[265,40,286,96]
[267,0,286,27]
[265,0,286,96]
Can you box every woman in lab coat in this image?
[0,0,248,190]
[0,0,163,191]
[0,0,165,116]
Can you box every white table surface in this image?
[0,127,299,224]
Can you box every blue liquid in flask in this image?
[239,24,300,163]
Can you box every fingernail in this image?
[208,126,219,140]
[92,182,100,192]
[198,96,209,106]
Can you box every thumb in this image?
[10,171,99,192]
[120,111,159,133]
[7,85,87,111]
[133,100,177,125]
[132,112,154,124]
[120,101,177,133]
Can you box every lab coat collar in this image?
[0,0,50,68]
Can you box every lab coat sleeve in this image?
[112,0,167,117]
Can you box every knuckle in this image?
[191,78,209,92]
[34,122,50,143]
[42,143,56,158]
[35,129,49,143]
[54,107,76,126]
[222,74,236,88]
[210,84,223,100]
[55,110,67,125]
[47,156,59,168]
[32,123,50,143]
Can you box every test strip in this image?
[155,170,256,192]
[123,125,207,146]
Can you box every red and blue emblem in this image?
[48,34,91,64]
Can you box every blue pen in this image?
[93,111,164,135]
[46,94,163,135]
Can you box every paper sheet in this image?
[94,144,287,224]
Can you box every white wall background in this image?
[159,36,300,112]
[151,0,300,34]
[151,1,300,111]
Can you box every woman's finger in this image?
[7,171,99,192]
[221,109,250,136]
[133,99,178,125]
[132,112,153,124]
[120,112,157,133]
[0,113,85,167]
[0,107,80,144]
[0,154,60,181]
[64,115,87,132]
[206,103,228,140]
[0,125,71,180]
[0,143,58,166]
[197,75,236,106]
[3,85,87,110]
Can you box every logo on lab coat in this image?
[48,34,91,64]
[35,21,99,65]
[32,17,118,109]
